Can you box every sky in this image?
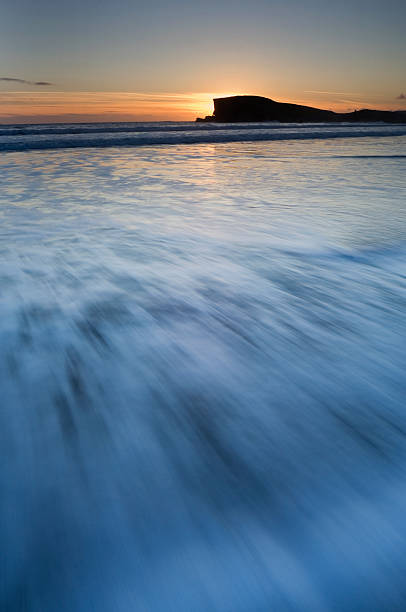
[1,0,405,123]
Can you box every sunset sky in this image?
[1,0,405,123]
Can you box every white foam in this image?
[1,136,406,610]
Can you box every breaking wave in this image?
[1,120,406,151]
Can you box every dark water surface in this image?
[1,119,406,151]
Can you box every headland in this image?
[196,95,406,123]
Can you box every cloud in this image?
[396,93,405,100]
[305,90,361,96]
[0,77,53,86]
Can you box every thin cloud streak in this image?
[304,90,362,96]
[0,77,54,86]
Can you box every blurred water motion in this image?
[1,136,406,611]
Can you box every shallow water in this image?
[1,135,406,611]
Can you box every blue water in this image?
[1,126,406,611]
[0,119,406,151]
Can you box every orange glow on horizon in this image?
[0,90,403,123]
[0,91,238,123]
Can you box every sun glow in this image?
[0,90,247,123]
[0,88,400,124]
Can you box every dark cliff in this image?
[196,95,406,123]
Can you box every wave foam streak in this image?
[1,137,406,610]
[0,121,406,151]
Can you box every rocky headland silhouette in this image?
[196,95,406,123]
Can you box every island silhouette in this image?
[196,95,406,123]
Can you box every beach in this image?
[1,125,406,611]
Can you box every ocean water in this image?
[1,123,406,611]
[1,120,406,151]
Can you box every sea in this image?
[1,121,406,611]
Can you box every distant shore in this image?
[196,95,406,123]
